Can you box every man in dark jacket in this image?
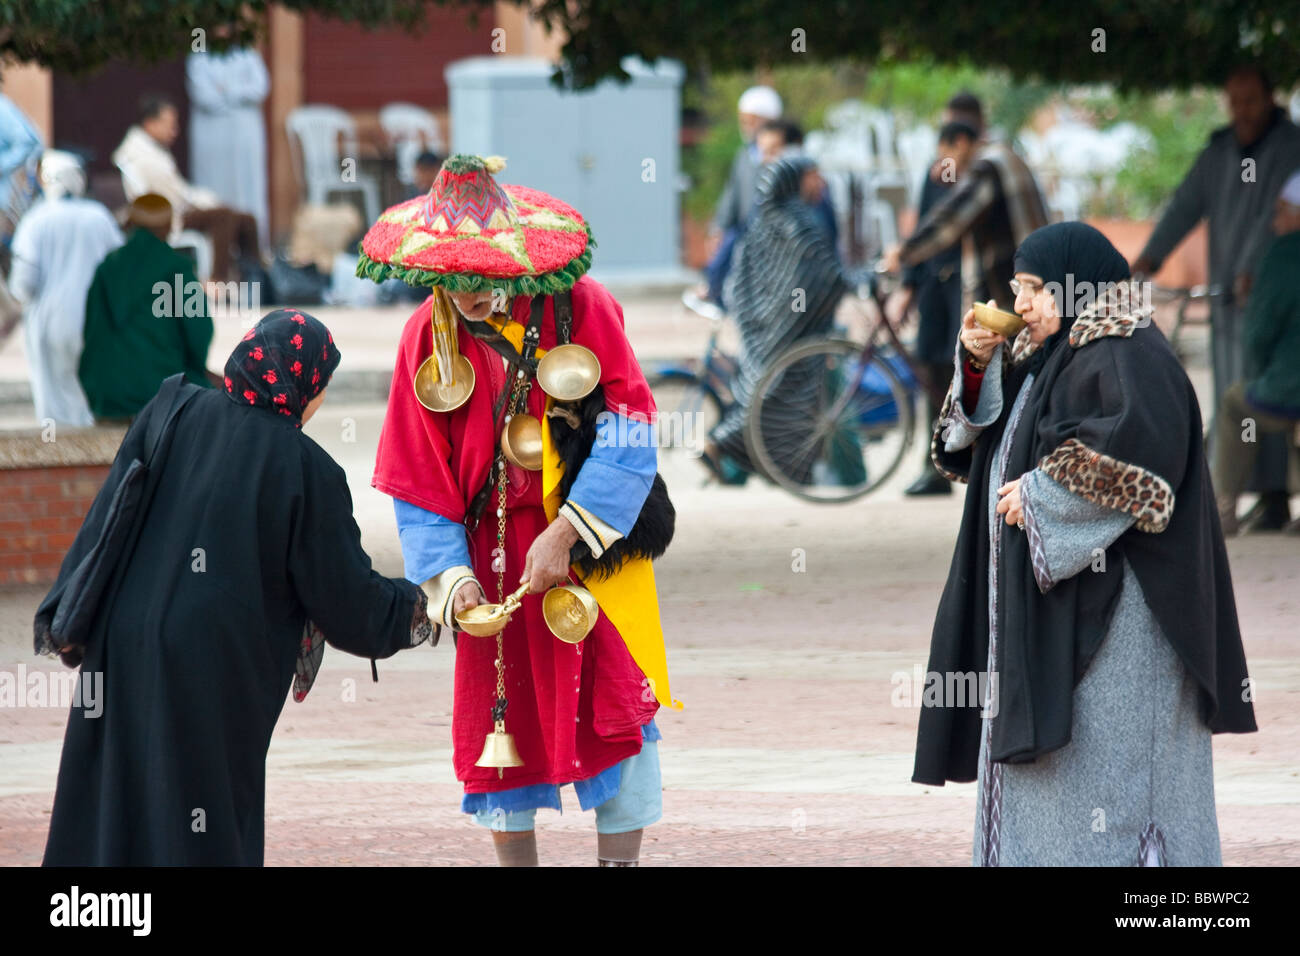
[1134,64,1300,530]
[1212,170,1300,534]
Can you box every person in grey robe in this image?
[1133,63,1300,531]
[914,222,1256,866]
[186,45,271,250]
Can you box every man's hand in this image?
[1234,271,1254,303]
[996,477,1024,527]
[880,244,903,275]
[521,515,581,593]
[452,579,485,621]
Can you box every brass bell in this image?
[537,344,601,401]
[476,720,524,772]
[542,584,599,644]
[500,413,543,470]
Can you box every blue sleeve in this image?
[567,413,657,536]
[393,498,472,583]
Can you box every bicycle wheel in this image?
[647,372,724,491]
[745,338,914,503]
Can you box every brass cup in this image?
[537,344,601,401]
[413,354,476,412]
[501,413,543,471]
[455,582,530,636]
[972,302,1027,339]
[542,584,599,644]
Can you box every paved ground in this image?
[1,299,1297,866]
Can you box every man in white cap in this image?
[1212,168,1300,535]
[702,85,783,306]
[8,151,123,426]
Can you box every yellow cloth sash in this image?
[541,395,682,711]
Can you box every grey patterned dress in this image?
[943,342,1222,867]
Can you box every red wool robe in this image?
[373,276,660,793]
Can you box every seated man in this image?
[79,194,216,423]
[1213,170,1300,535]
[113,93,261,282]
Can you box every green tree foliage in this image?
[0,1,479,74]
[5,1,1295,93]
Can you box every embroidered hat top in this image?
[356,154,593,297]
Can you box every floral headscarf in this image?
[223,309,341,427]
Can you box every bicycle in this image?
[643,291,738,492]
[743,267,950,503]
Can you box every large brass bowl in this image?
[413,354,476,412]
[972,302,1027,339]
[537,344,601,401]
[501,413,543,471]
[542,585,599,644]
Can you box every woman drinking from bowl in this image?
[911,221,1255,866]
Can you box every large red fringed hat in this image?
[356,153,593,297]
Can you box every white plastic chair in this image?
[116,160,213,282]
[378,102,444,186]
[285,104,380,222]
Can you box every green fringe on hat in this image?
[354,224,595,297]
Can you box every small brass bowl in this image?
[972,302,1027,339]
[456,603,510,636]
[413,354,476,412]
[542,585,599,644]
[501,413,543,471]
[456,582,530,636]
[537,344,601,401]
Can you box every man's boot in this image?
[1239,490,1291,533]
[905,470,952,495]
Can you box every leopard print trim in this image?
[1038,438,1174,533]
[1067,280,1155,349]
[930,384,970,484]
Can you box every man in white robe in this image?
[186,47,270,250]
[8,151,123,426]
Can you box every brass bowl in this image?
[972,302,1027,339]
[537,344,601,401]
[455,603,511,636]
[456,582,530,636]
[501,413,543,471]
[413,354,476,412]
[542,585,599,644]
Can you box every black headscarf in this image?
[1008,221,1131,381]
[223,309,340,428]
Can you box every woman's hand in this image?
[451,579,485,620]
[996,477,1024,527]
[521,515,581,593]
[960,300,1006,365]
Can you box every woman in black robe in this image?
[912,223,1256,865]
[35,309,433,866]
[706,155,849,480]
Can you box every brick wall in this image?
[0,428,125,589]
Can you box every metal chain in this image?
[489,370,533,777]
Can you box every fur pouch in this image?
[548,386,675,579]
